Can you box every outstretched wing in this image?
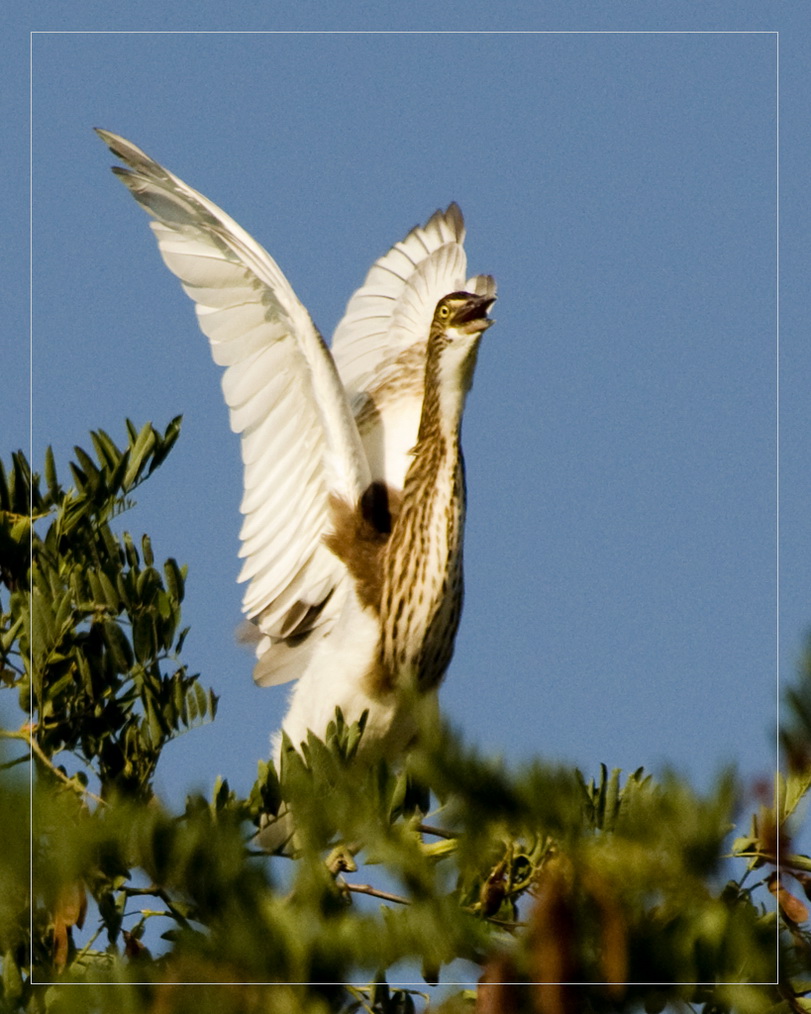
[97,130,370,686]
[331,203,496,490]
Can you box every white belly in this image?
[273,588,419,764]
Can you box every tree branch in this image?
[0,726,106,806]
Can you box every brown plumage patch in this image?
[279,592,334,647]
[360,480,397,534]
[325,482,401,613]
[361,654,396,697]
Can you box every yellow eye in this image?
[437,304,451,320]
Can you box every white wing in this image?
[97,130,370,686]
[331,203,496,489]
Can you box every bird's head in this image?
[427,291,496,403]
[431,291,496,340]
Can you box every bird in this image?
[96,130,496,814]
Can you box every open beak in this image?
[457,293,496,334]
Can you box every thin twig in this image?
[344,879,525,930]
[343,882,411,906]
[485,916,526,929]
[73,925,104,965]
[418,823,457,840]
[0,728,28,742]
[123,885,167,898]
[123,885,194,929]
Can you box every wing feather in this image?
[330,204,494,489]
[331,205,466,402]
[97,129,369,685]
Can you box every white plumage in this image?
[97,130,495,778]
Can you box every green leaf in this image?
[11,452,31,514]
[75,650,94,695]
[136,567,161,604]
[122,422,157,490]
[108,450,131,495]
[90,428,122,471]
[69,460,88,493]
[86,570,107,608]
[133,613,157,664]
[123,531,140,569]
[9,514,31,549]
[1,615,24,654]
[73,445,103,493]
[2,948,23,1003]
[69,566,88,606]
[44,445,59,498]
[163,557,185,604]
[192,681,208,721]
[115,570,132,610]
[186,682,199,723]
[53,588,73,634]
[175,625,190,654]
[145,695,167,747]
[172,672,186,718]
[149,415,183,473]
[0,458,9,511]
[603,766,621,831]
[103,619,134,673]
[32,584,56,662]
[99,570,121,611]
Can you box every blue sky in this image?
[4,9,809,833]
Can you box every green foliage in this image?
[0,418,215,800]
[0,425,808,1013]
